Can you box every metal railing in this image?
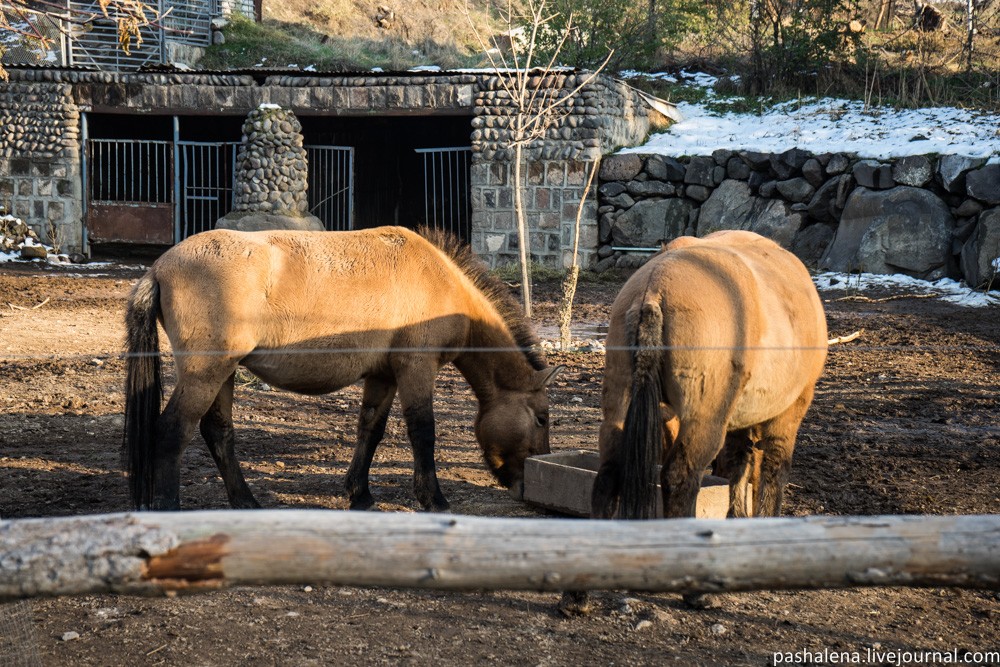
[416,147,472,241]
[306,145,355,232]
[88,139,172,203]
[177,140,238,239]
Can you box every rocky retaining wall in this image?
[596,150,1000,289]
[0,81,83,253]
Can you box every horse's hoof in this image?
[349,494,376,511]
[425,499,451,513]
[682,592,715,609]
[558,591,592,617]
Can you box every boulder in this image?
[892,155,933,187]
[684,156,716,186]
[698,179,804,248]
[599,154,643,182]
[726,157,751,181]
[791,223,835,267]
[20,244,47,259]
[609,198,692,248]
[770,148,811,180]
[965,164,1000,204]
[938,155,987,194]
[627,180,675,197]
[598,182,626,198]
[852,160,895,189]
[822,186,954,278]
[806,174,853,222]
[802,158,826,187]
[645,155,686,182]
[960,208,1000,288]
[776,177,816,203]
[825,153,851,176]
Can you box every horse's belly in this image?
[241,351,379,394]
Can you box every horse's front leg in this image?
[395,359,449,512]
[345,376,397,510]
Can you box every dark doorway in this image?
[300,115,473,237]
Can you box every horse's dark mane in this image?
[419,227,547,371]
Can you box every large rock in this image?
[806,174,853,222]
[965,164,1000,204]
[684,156,717,186]
[960,208,1000,288]
[852,160,894,189]
[823,186,954,278]
[770,148,811,180]
[216,211,325,232]
[938,155,987,194]
[892,155,933,187]
[609,198,692,248]
[791,223,835,267]
[645,155,686,182]
[698,179,803,248]
[600,154,643,182]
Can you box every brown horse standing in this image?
[124,226,560,511]
[591,230,827,521]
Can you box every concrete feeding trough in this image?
[523,450,747,519]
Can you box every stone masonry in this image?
[0,81,82,252]
[0,67,660,263]
[596,149,1000,289]
[216,105,323,232]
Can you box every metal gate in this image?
[177,141,238,240]
[306,145,355,231]
[415,147,471,241]
[86,135,354,244]
[85,139,174,244]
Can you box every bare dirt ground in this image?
[1,261,998,667]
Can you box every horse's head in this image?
[475,366,563,500]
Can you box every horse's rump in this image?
[595,230,827,520]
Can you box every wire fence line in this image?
[0,343,999,362]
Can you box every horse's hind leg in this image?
[660,420,726,518]
[715,430,755,518]
[200,372,259,509]
[754,387,815,517]
[345,376,397,511]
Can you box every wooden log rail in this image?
[1,511,998,601]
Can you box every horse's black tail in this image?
[600,301,665,520]
[123,272,162,510]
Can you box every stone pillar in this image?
[216,104,324,232]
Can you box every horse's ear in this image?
[535,365,565,389]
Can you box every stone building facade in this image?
[0,67,664,267]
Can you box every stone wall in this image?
[0,67,661,261]
[596,149,1000,289]
[0,80,82,252]
[470,73,658,268]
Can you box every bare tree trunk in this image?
[964,0,976,70]
[558,160,599,350]
[513,142,532,318]
[3,511,1000,601]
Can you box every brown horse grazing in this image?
[123,226,561,512]
[591,230,827,522]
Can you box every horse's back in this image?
[145,228,478,389]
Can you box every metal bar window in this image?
[87,139,172,204]
[415,147,472,242]
[305,145,355,232]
